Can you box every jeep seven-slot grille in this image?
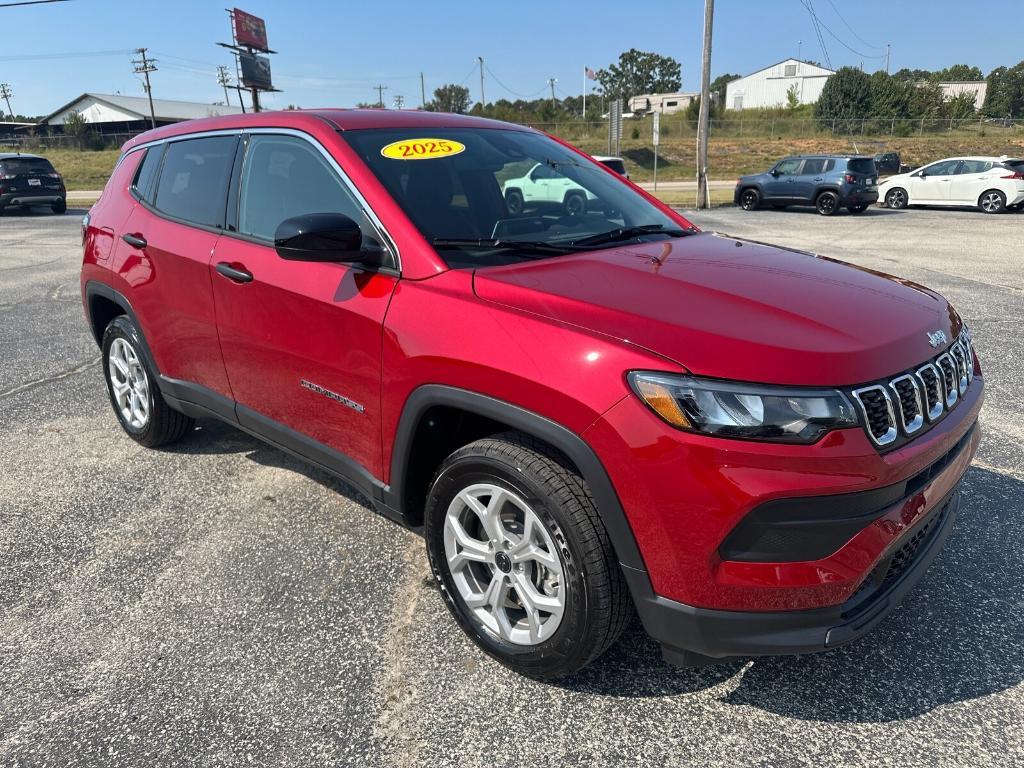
[850,329,974,450]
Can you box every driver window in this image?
[774,158,801,176]
[921,160,958,176]
[238,134,377,244]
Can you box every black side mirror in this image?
[274,213,366,263]
[770,169,781,177]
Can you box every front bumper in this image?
[628,486,961,663]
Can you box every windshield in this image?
[0,157,56,176]
[341,127,684,268]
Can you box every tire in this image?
[563,191,586,216]
[815,190,839,216]
[847,204,869,214]
[885,187,908,209]
[739,187,760,211]
[101,316,194,448]
[51,199,67,214]
[978,189,1006,214]
[424,431,631,680]
[505,188,524,215]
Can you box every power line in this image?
[801,0,886,61]
[482,63,547,99]
[823,0,883,51]
[799,0,832,69]
[0,0,71,7]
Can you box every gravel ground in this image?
[1,204,1022,767]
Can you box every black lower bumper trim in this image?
[626,487,960,664]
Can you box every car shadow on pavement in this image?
[163,418,375,510]
[561,466,1024,722]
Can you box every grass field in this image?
[19,131,1024,200]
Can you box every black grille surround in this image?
[848,329,975,452]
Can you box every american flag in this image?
[585,67,597,80]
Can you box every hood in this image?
[472,232,959,387]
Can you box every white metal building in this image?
[628,91,699,115]
[41,93,243,133]
[934,81,988,110]
[725,59,835,110]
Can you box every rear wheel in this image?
[815,191,839,216]
[102,316,194,447]
[424,432,631,680]
[51,199,67,214]
[885,187,908,209]
[739,188,760,211]
[979,189,1006,214]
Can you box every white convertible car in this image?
[879,155,1024,213]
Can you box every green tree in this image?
[909,80,945,118]
[785,83,800,111]
[932,64,983,82]
[595,49,682,101]
[868,71,912,118]
[945,91,979,120]
[425,83,471,114]
[62,110,92,149]
[814,67,871,122]
[983,60,1024,117]
[893,68,933,82]
[710,73,741,104]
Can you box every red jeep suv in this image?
[81,110,983,680]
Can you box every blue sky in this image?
[3,0,1022,116]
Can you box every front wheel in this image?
[505,189,524,215]
[979,189,1006,214]
[424,432,631,680]
[563,191,586,216]
[885,187,908,209]
[815,191,839,215]
[739,188,760,211]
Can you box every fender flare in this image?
[387,384,647,572]
[83,281,161,375]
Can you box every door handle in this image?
[813,177,823,182]
[215,262,254,284]
[121,233,147,249]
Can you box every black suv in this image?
[735,155,879,215]
[0,153,67,215]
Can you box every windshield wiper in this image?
[570,224,693,248]
[431,237,581,256]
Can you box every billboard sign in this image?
[233,8,269,51]
[239,52,273,89]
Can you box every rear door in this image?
[790,157,827,201]
[949,159,993,205]
[210,132,398,478]
[118,135,237,400]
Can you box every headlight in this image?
[628,372,858,443]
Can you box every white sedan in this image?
[879,155,1024,213]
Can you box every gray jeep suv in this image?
[735,155,879,215]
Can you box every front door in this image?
[761,157,802,202]
[210,133,398,478]
[909,159,958,203]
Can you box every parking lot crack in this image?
[0,356,100,400]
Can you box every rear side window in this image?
[801,158,827,175]
[130,146,164,203]
[1003,160,1024,173]
[237,134,377,243]
[153,136,237,228]
[0,157,56,176]
[958,160,992,174]
[847,158,876,174]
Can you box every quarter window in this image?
[131,145,164,203]
[237,134,378,245]
[153,136,237,227]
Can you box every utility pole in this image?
[393,94,405,110]
[547,77,558,109]
[477,56,485,108]
[0,83,13,119]
[885,43,891,74]
[216,65,232,105]
[374,83,388,108]
[696,0,714,209]
[132,48,158,129]
[420,72,426,108]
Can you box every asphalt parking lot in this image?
[1,204,1022,767]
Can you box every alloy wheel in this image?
[740,190,758,210]
[817,193,838,215]
[443,483,565,645]
[108,337,150,429]
[886,189,907,208]
[980,191,1004,213]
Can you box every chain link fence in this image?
[0,131,142,151]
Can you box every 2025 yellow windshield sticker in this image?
[380,138,466,160]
